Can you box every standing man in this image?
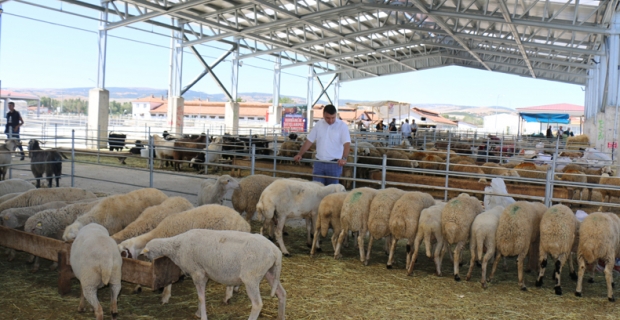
[411,119,418,137]
[5,102,25,160]
[293,104,350,185]
[389,118,397,132]
[401,119,412,141]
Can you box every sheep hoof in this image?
[535,278,543,287]
[569,272,578,281]
[475,261,481,267]
[112,312,119,320]
[386,265,392,270]
[316,248,322,252]
[177,275,186,283]
[609,296,615,302]
[454,274,461,282]
[306,243,312,248]
[520,286,528,291]
[133,287,142,294]
[283,231,289,236]
[588,278,594,284]
[554,286,562,295]
[575,291,582,297]
[156,287,164,294]
[30,267,39,274]
[481,282,487,289]
[363,260,369,266]
[284,253,291,257]
[465,275,471,281]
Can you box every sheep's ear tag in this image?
[142,248,149,253]
[36,222,42,227]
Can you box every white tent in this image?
[345,101,411,122]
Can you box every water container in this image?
[140,148,149,158]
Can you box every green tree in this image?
[235,97,244,102]
[268,96,295,104]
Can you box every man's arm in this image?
[293,140,313,162]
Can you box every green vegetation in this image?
[442,113,483,126]
[268,96,295,104]
[39,97,131,115]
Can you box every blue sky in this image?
[0,1,586,109]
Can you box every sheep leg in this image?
[568,252,578,281]
[245,282,264,320]
[517,252,528,291]
[386,237,397,269]
[274,218,290,257]
[465,244,476,282]
[78,290,87,312]
[7,248,15,261]
[553,254,568,296]
[604,257,616,302]
[480,247,494,289]
[489,252,503,282]
[193,277,208,320]
[407,232,424,276]
[305,217,313,248]
[357,229,366,263]
[110,281,121,320]
[575,255,586,297]
[453,241,465,281]
[223,286,234,304]
[49,261,58,271]
[330,232,338,253]
[536,251,548,288]
[334,228,347,260]
[161,284,172,305]
[310,222,321,256]
[264,271,287,320]
[438,239,450,277]
[82,285,103,320]
[31,256,40,273]
[364,236,375,266]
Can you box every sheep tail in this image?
[424,229,432,258]
[443,223,458,244]
[100,260,113,286]
[269,250,283,297]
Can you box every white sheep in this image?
[197,175,240,206]
[483,178,516,209]
[256,179,346,256]
[490,201,548,291]
[0,139,19,180]
[118,204,251,304]
[70,223,122,320]
[441,193,484,281]
[363,188,405,266]
[0,179,35,197]
[0,192,23,205]
[63,188,168,241]
[1,200,75,229]
[408,202,452,276]
[310,192,349,256]
[575,211,620,301]
[334,187,379,261]
[535,204,578,296]
[142,229,286,320]
[111,196,194,243]
[232,175,279,222]
[465,205,505,288]
[387,192,436,269]
[153,134,175,168]
[0,187,96,213]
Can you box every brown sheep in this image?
[171,134,207,171]
[451,161,487,183]
[514,162,547,180]
[557,170,587,202]
[386,150,417,168]
[419,155,443,171]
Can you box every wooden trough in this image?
[57,147,134,164]
[0,226,182,296]
[369,171,569,200]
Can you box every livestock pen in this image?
[2,129,620,318]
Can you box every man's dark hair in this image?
[8,102,14,106]
[324,104,337,115]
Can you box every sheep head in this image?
[62,221,83,241]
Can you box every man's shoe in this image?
[20,156,24,161]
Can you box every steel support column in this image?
[225,37,241,133]
[312,74,338,107]
[96,3,108,89]
[231,37,240,102]
[270,55,282,126]
[334,75,340,110]
[88,0,110,149]
[167,18,185,134]
[306,65,315,132]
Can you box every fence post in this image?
[249,129,252,154]
[499,135,504,163]
[381,153,387,189]
[352,139,358,189]
[251,144,256,176]
[272,134,278,177]
[97,125,100,164]
[444,134,452,201]
[55,123,58,148]
[71,130,75,187]
[205,131,210,175]
[148,127,154,188]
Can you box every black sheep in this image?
[27,139,64,188]
[108,132,127,151]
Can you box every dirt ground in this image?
[2,159,620,319]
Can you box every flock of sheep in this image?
[1,148,620,320]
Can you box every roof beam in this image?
[363,3,610,35]
[105,0,213,30]
[409,0,492,71]
[496,0,536,78]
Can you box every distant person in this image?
[545,125,553,139]
[389,118,397,132]
[293,104,350,185]
[411,119,418,137]
[375,120,385,132]
[400,119,412,141]
[5,102,25,160]
[564,127,571,137]
[557,126,564,138]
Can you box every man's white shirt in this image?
[307,118,351,161]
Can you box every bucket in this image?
[140,148,149,158]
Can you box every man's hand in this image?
[293,154,302,162]
[337,158,347,167]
